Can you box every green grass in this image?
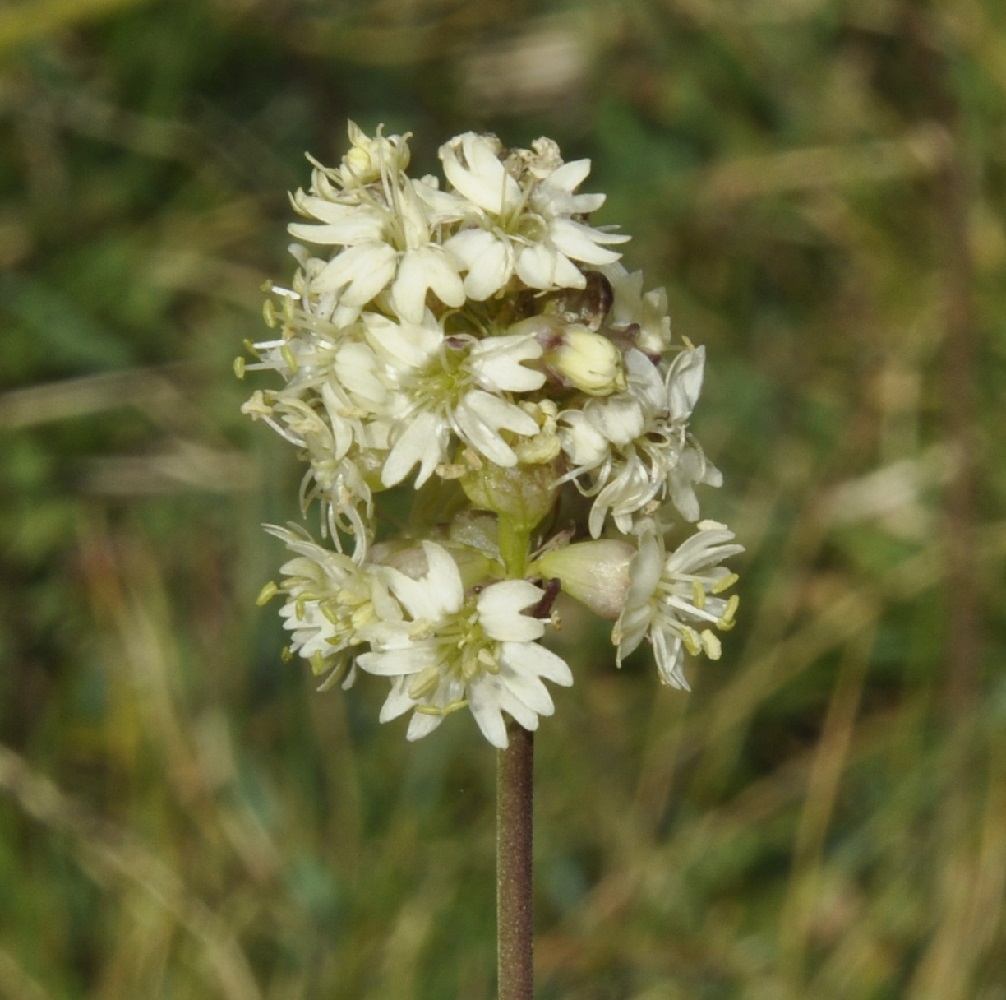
[1,1,1004,997]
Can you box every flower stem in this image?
[497,719,534,1000]
[498,517,531,579]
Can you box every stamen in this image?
[711,572,739,595]
[256,581,278,606]
[691,578,706,610]
[700,630,722,659]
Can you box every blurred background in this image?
[1,1,1004,998]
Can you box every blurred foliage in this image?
[1,0,1005,998]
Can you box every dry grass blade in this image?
[0,745,263,1000]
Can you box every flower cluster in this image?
[240,123,741,747]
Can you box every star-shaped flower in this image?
[613,522,743,688]
[357,541,573,747]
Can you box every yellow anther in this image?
[701,629,722,660]
[711,572,739,595]
[256,581,279,606]
[681,626,701,656]
[718,594,740,629]
[691,579,706,610]
[350,605,375,629]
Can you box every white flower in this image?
[289,129,465,324]
[357,542,573,747]
[314,120,412,193]
[612,522,742,689]
[559,346,721,536]
[380,332,546,487]
[265,525,401,687]
[601,263,673,357]
[242,123,743,728]
[439,132,629,301]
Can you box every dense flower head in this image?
[241,122,741,746]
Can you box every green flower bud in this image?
[531,539,634,619]
[460,458,558,532]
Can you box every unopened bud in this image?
[460,459,558,531]
[341,121,410,183]
[532,539,634,619]
[544,326,627,396]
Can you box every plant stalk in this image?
[497,719,534,1000]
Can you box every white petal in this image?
[666,528,744,575]
[500,667,555,716]
[468,680,509,748]
[469,334,544,392]
[503,641,573,687]
[559,410,608,468]
[653,629,689,690]
[515,244,565,290]
[549,219,628,263]
[614,616,647,666]
[314,243,397,303]
[390,247,465,323]
[478,580,544,641]
[288,212,386,247]
[446,230,512,301]
[585,395,645,446]
[494,683,542,730]
[441,133,520,214]
[422,247,466,307]
[444,228,497,268]
[364,314,442,369]
[382,545,462,621]
[455,391,536,466]
[358,647,432,676]
[407,712,444,741]
[418,541,465,614]
[382,411,447,487]
[547,158,591,193]
[379,678,417,721]
[626,349,665,412]
[333,342,386,409]
[467,390,538,435]
[388,252,433,324]
[628,532,664,606]
[666,346,705,421]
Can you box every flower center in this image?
[406,597,500,703]
[401,340,473,417]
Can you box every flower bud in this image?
[341,121,410,184]
[460,458,558,531]
[544,326,627,396]
[531,539,634,619]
